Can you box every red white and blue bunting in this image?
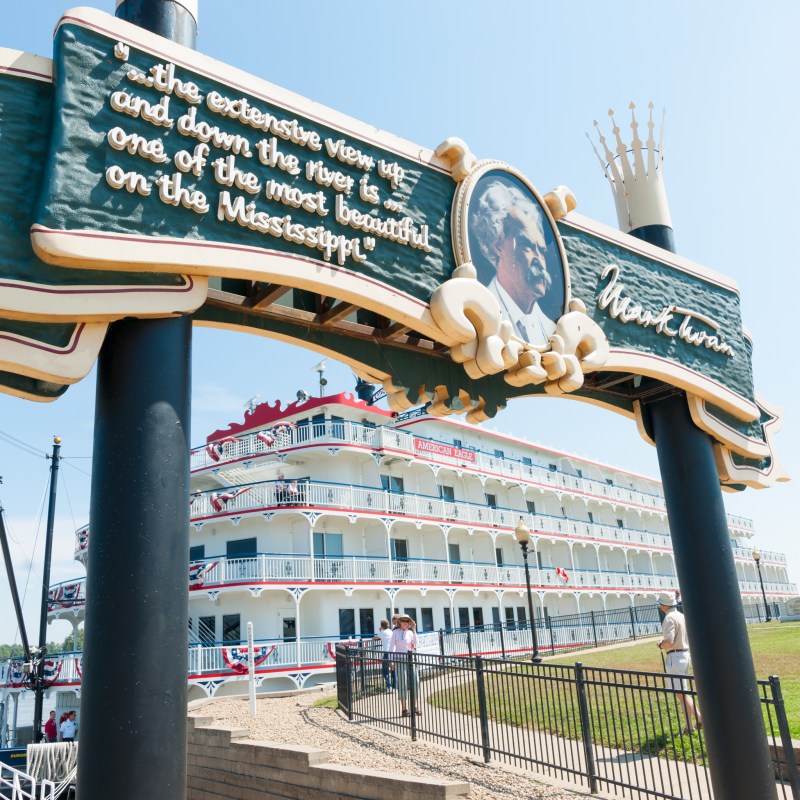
[210,487,252,512]
[189,561,217,588]
[42,657,63,688]
[48,582,83,608]
[222,645,276,674]
[206,436,238,462]
[7,660,25,688]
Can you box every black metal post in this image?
[78,316,193,799]
[634,222,778,800]
[519,541,541,663]
[74,4,198,798]
[754,556,771,622]
[646,392,778,800]
[33,437,61,742]
[474,656,492,763]
[574,662,598,794]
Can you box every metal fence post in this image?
[590,611,598,648]
[475,656,492,763]
[345,648,354,721]
[574,662,598,794]
[498,622,506,659]
[358,644,366,693]
[467,627,473,657]
[438,628,445,657]
[769,675,800,797]
[408,653,417,741]
[546,614,555,656]
[628,606,637,640]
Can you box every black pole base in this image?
[647,392,777,800]
[77,316,191,800]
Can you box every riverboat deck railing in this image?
[4,604,791,694]
[46,554,796,619]
[191,418,676,512]
[191,477,672,547]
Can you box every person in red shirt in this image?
[44,710,57,743]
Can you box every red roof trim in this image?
[207,392,392,443]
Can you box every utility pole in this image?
[32,437,61,743]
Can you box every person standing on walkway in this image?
[375,619,395,693]
[658,592,703,733]
[390,615,420,717]
[44,710,57,743]
[60,710,78,742]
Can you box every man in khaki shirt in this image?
[658,592,703,734]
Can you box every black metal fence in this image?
[430,602,791,662]
[336,646,799,800]
[435,604,663,660]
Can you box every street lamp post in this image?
[515,519,542,663]
[752,550,771,622]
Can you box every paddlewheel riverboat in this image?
[1,390,796,739]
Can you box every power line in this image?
[0,429,46,459]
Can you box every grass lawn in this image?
[426,621,799,764]
[548,621,800,738]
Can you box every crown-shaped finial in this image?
[587,102,671,232]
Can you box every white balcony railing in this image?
[189,478,675,551]
[47,558,797,619]
[190,419,672,514]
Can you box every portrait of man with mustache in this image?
[468,173,565,347]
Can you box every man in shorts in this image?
[658,592,703,734]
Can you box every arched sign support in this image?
[633,224,777,800]
[76,5,196,800]
[0,6,788,800]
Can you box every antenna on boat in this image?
[312,359,328,397]
[243,395,260,414]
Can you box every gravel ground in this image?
[192,690,591,800]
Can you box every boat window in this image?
[222,614,240,643]
[443,607,452,631]
[226,538,257,557]
[338,609,355,638]
[391,538,409,561]
[198,616,215,644]
[458,607,470,629]
[359,608,375,637]
[331,415,345,439]
[380,474,404,493]
[421,607,434,632]
[313,532,343,558]
[190,545,205,561]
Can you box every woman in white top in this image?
[390,616,420,716]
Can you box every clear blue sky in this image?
[0,1,797,645]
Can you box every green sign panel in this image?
[0,7,785,490]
